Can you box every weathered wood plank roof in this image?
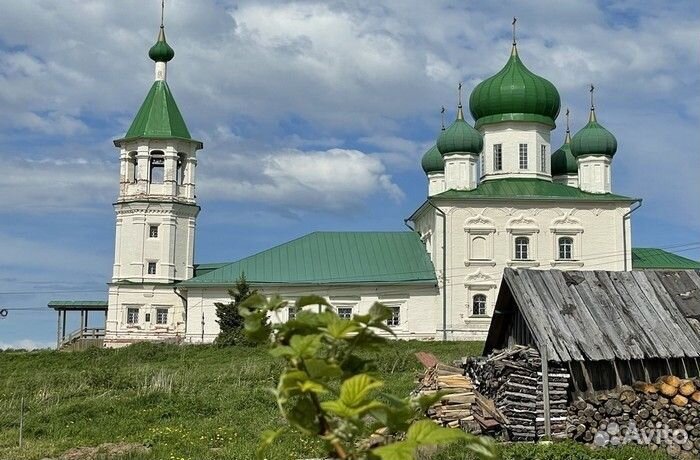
[484,269,700,362]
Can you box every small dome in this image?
[469,46,560,129]
[551,132,577,176]
[421,144,444,174]
[570,110,617,158]
[149,27,175,63]
[436,106,483,156]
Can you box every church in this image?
[53,18,698,347]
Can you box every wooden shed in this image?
[484,269,700,394]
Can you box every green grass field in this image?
[0,342,670,460]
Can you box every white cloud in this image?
[0,157,115,213]
[200,148,404,213]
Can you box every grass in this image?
[0,342,669,460]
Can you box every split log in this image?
[679,380,696,397]
[672,395,689,407]
[661,375,682,388]
[658,382,678,398]
[691,391,700,404]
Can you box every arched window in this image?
[514,236,529,260]
[128,151,138,182]
[472,294,486,315]
[149,151,165,184]
[558,237,573,260]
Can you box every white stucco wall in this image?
[105,283,187,347]
[480,122,553,182]
[183,283,440,343]
[413,199,632,340]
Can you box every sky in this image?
[0,0,699,349]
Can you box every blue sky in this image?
[0,0,699,348]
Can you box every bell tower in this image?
[106,8,203,346]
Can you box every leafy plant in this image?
[239,294,496,460]
[214,274,268,346]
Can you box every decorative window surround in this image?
[506,214,539,264]
[549,212,584,265]
[378,298,407,331]
[464,214,496,265]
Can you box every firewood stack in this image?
[463,345,570,441]
[414,353,475,428]
[568,376,700,457]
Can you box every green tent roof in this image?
[180,232,437,286]
[116,81,200,146]
[632,248,700,270]
[433,178,636,201]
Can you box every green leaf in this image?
[278,370,310,398]
[339,374,383,408]
[298,380,327,394]
[239,293,267,312]
[257,428,285,460]
[372,440,416,460]
[296,295,330,309]
[405,420,467,445]
[286,395,319,434]
[289,334,322,358]
[463,436,498,460]
[322,317,360,339]
[268,345,295,358]
[305,358,342,380]
[321,399,385,418]
[368,303,392,322]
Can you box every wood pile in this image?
[568,376,700,457]
[414,353,475,428]
[464,345,570,441]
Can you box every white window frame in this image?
[288,305,298,321]
[472,294,487,316]
[386,306,401,327]
[540,145,547,173]
[549,213,584,267]
[155,307,169,325]
[147,261,157,275]
[514,236,530,260]
[126,306,140,325]
[336,306,353,320]
[149,225,159,238]
[493,144,502,171]
[519,144,528,169]
[558,236,574,260]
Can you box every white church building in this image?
[50,19,700,347]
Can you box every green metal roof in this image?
[571,110,617,158]
[469,45,560,129]
[116,80,199,146]
[48,301,108,311]
[149,26,175,63]
[436,106,483,156]
[632,248,700,270]
[551,132,577,176]
[421,144,444,173]
[193,263,229,278]
[433,178,635,201]
[180,232,437,287]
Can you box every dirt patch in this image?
[53,442,149,460]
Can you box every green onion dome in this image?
[570,110,617,158]
[149,26,175,63]
[551,130,577,176]
[436,106,483,156]
[469,46,560,129]
[421,144,444,174]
